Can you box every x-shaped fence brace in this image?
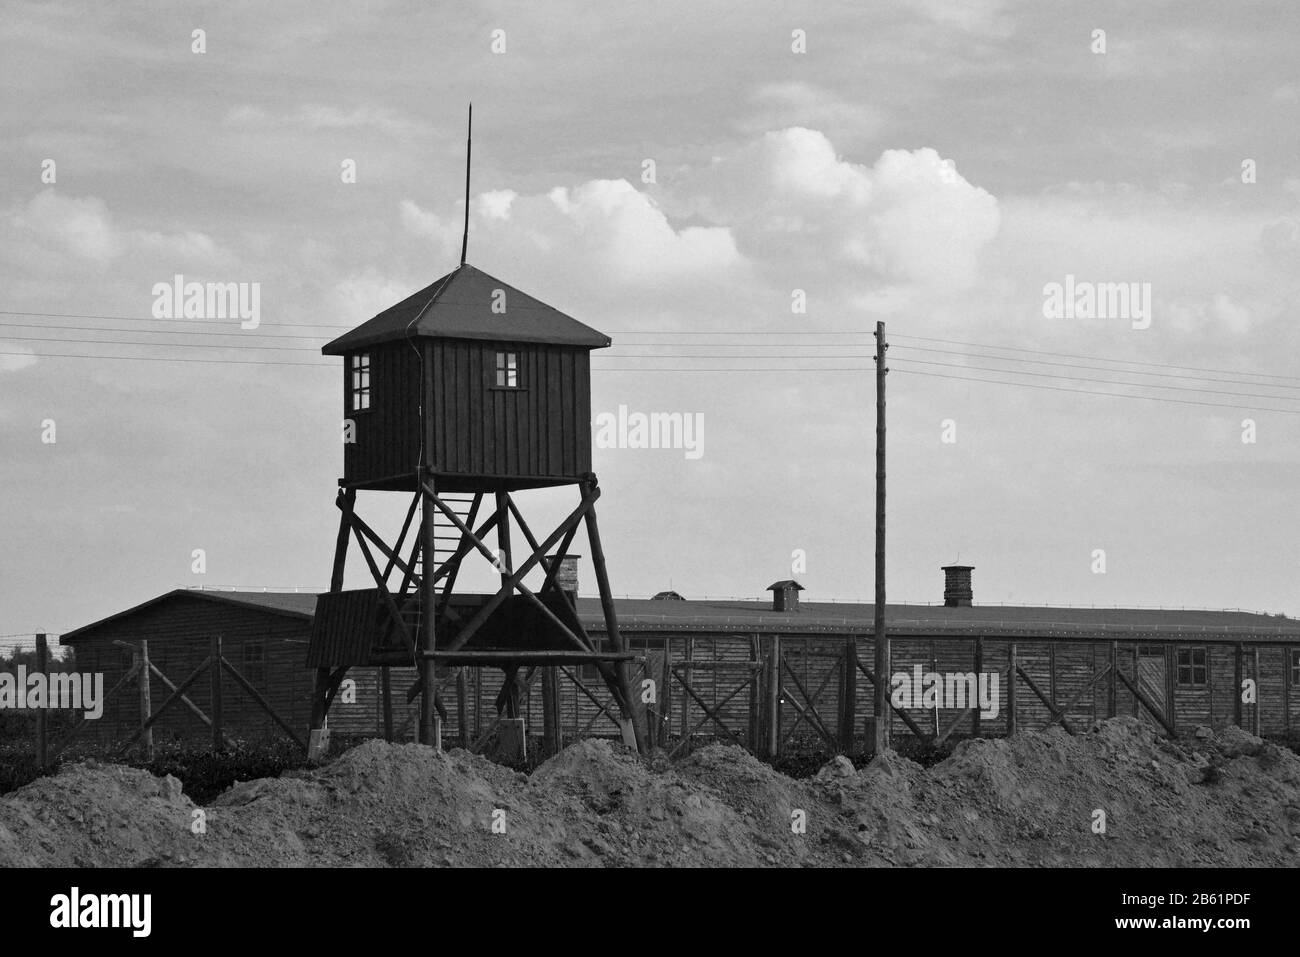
[1016,660,1174,737]
[113,649,306,755]
[48,638,308,762]
[780,654,842,750]
[667,662,760,758]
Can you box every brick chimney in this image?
[546,554,580,601]
[767,579,804,612]
[942,565,973,607]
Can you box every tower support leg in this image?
[309,488,356,760]
[583,479,647,754]
[419,468,441,748]
[307,667,332,761]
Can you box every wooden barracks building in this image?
[61,567,1300,758]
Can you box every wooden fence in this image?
[30,633,304,767]
[20,632,1295,764]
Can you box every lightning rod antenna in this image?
[460,103,472,266]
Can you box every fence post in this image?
[661,640,672,750]
[840,637,857,753]
[457,669,470,749]
[541,667,560,755]
[139,640,154,762]
[766,636,781,759]
[1165,643,1176,733]
[1253,647,1261,736]
[972,636,984,739]
[35,634,48,769]
[1234,643,1243,727]
[680,636,693,742]
[1007,643,1017,736]
[1108,641,1118,718]
[210,635,224,750]
[381,666,394,742]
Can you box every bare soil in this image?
[2,717,1297,867]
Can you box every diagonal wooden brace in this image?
[349,522,415,655]
[856,658,934,742]
[669,670,752,756]
[423,481,599,654]
[349,508,421,590]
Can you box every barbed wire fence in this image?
[0,634,69,660]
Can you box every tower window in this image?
[1176,647,1207,688]
[495,351,518,388]
[350,353,371,411]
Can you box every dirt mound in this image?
[2,718,1297,867]
[0,760,194,867]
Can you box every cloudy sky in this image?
[2,0,1298,637]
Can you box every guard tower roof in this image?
[322,263,611,355]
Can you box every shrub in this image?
[0,736,310,803]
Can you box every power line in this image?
[5,327,1300,412]
[0,334,316,352]
[0,321,327,341]
[606,350,1300,397]
[5,349,1300,414]
[0,349,327,368]
[893,368,1300,415]
[890,357,1300,403]
[3,306,1296,381]
[3,306,1297,380]
[891,344,1300,392]
[0,309,351,330]
[890,332,1300,383]
[0,332,1295,402]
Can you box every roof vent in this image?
[942,565,974,607]
[766,579,804,612]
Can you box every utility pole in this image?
[872,322,889,755]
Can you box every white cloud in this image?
[403,179,743,288]
[4,191,239,281]
[223,103,423,137]
[896,0,1014,36]
[330,270,416,320]
[0,342,37,372]
[14,191,121,263]
[399,199,461,258]
[687,128,1000,291]
[1212,293,1251,334]
[738,82,886,143]
[476,190,517,221]
[539,179,741,283]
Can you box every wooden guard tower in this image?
[304,261,644,758]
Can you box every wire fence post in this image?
[138,639,154,762]
[210,635,224,751]
[35,633,48,769]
